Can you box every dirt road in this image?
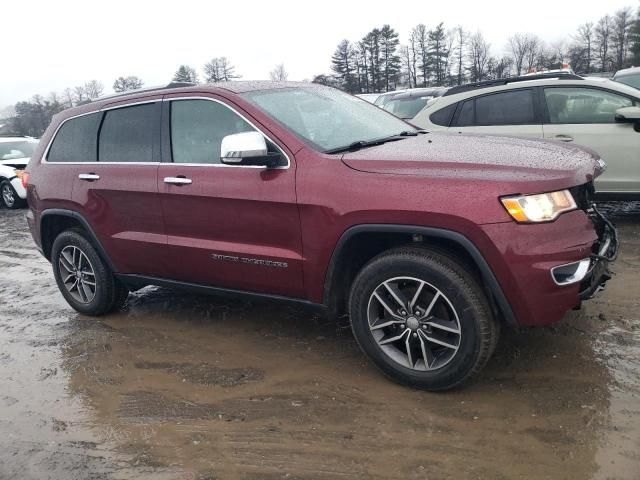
[1,205,639,479]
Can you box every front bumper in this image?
[478,204,618,327]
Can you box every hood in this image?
[341,132,603,192]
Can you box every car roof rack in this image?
[98,81,197,101]
[442,72,584,97]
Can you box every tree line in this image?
[2,58,292,137]
[321,5,640,93]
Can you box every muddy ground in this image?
[0,204,639,480]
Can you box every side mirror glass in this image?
[220,132,280,167]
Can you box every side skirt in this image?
[116,274,328,313]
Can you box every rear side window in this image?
[98,103,159,163]
[430,103,457,127]
[475,90,535,125]
[456,100,475,126]
[170,99,255,164]
[47,113,101,163]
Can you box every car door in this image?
[449,88,543,138]
[541,86,640,194]
[158,94,305,298]
[71,100,168,277]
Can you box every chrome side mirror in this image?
[221,131,284,168]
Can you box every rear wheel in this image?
[51,230,128,316]
[349,247,499,391]
[1,181,26,209]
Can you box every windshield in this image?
[0,141,37,161]
[242,87,416,152]
[383,96,432,119]
[614,73,640,90]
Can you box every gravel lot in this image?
[0,203,639,479]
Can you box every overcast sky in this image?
[2,0,636,107]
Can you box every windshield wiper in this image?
[324,131,418,154]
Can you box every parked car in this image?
[373,88,448,120]
[613,66,640,90]
[0,136,38,208]
[356,93,382,103]
[25,81,617,391]
[413,73,640,198]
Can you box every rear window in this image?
[98,103,159,163]
[475,90,535,125]
[47,113,101,163]
[383,97,430,119]
[430,103,457,127]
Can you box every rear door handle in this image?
[164,176,192,185]
[78,173,100,181]
[554,135,574,142]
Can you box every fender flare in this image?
[323,224,517,326]
[39,208,117,272]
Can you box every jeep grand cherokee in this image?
[24,81,617,390]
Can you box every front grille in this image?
[569,182,594,212]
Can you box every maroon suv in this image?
[25,81,617,390]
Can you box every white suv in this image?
[413,73,640,198]
[0,136,38,208]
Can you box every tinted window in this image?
[0,141,37,161]
[475,90,535,125]
[456,100,474,126]
[98,103,159,163]
[47,113,101,163]
[614,72,640,89]
[170,99,256,164]
[544,87,634,124]
[430,103,457,127]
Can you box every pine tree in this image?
[173,65,198,83]
[380,25,401,91]
[331,40,358,93]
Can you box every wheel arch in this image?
[40,209,116,272]
[322,224,517,327]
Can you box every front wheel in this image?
[349,247,499,391]
[51,230,128,316]
[1,181,26,209]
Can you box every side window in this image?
[98,103,159,163]
[544,88,634,124]
[475,89,535,125]
[170,99,255,164]
[456,100,475,126]
[47,113,101,163]
[430,103,457,127]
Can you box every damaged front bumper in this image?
[578,205,618,300]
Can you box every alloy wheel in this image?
[367,276,462,371]
[2,184,15,207]
[58,245,97,304]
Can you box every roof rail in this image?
[98,81,197,101]
[443,72,583,97]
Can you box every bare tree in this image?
[612,7,634,69]
[453,26,468,85]
[84,80,104,100]
[595,15,613,72]
[468,31,491,82]
[524,35,542,72]
[113,76,144,93]
[269,63,288,81]
[574,23,594,73]
[413,24,429,86]
[73,86,87,104]
[62,88,75,108]
[204,57,240,83]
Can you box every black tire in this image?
[349,247,499,391]
[1,181,26,209]
[51,230,126,316]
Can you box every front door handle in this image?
[78,173,100,181]
[164,176,192,185]
[554,135,574,142]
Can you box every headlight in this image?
[501,190,577,223]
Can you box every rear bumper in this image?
[479,207,617,327]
